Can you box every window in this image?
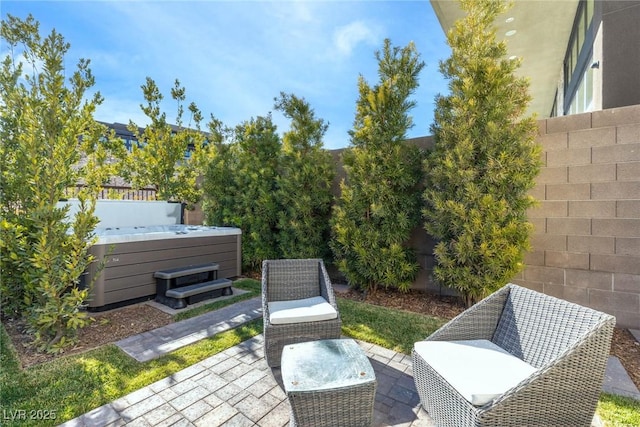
[567,52,594,114]
[562,0,597,115]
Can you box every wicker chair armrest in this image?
[261,260,271,324]
[319,261,338,308]
[427,285,511,342]
[478,315,615,425]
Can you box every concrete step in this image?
[165,278,232,299]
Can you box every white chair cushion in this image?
[268,296,338,325]
[414,339,537,406]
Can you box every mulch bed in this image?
[2,304,173,368]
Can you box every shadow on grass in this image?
[338,297,446,354]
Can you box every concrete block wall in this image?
[512,105,640,328]
[190,106,639,328]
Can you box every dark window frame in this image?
[563,0,599,115]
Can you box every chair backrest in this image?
[265,259,322,302]
[492,284,613,368]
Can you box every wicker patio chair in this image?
[262,259,342,367]
[412,283,615,427]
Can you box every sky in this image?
[2,1,451,150]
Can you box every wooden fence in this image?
[67,185,157,201]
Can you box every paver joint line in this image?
[115,297,262,362]
[66,337,605,427]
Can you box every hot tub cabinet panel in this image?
[84,227,241,310]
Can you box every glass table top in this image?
[281,339,376,392]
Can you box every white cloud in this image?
[333,21,378,57]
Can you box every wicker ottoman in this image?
[281,339,377,427]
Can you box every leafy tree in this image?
[274,92,334,260]
[0,14,120,352]
[202,114,282,272]
[199,116,236,226]
[120,78,205,205]
[331,39,425,293]
[423,0,542,306]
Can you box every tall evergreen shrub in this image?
[200,118,236,227]
[274,93,335,260]
[201,114,281,272]
[331,39,425,292]
[423,0,542,305]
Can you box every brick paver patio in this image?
[59,335,434,426]
[57,291,634,426]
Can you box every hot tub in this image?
[83,225,242,310]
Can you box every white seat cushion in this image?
[268,296,338,325]
[414,339,537,406]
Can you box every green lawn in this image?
[337,298,446,354]
[597,393,640,427]
[0,320,263,427]
[1,279,638,426]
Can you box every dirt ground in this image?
[2,304,173,367]
[3,287,639,392]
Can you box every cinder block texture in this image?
[531,234,567,251]
[546,148,592,167]
[529,218,547,233]
[591,182,640,200]
[546,112,592,133]
[544,251,590,269]
[523,266,565,285]
[529,201,567,218]
[591,254,640,275]
[617,162,640,181]
[567,235,615,254]
[527,184,546,200]
[568,201,616,218]
[568,127,616,148]
[395,107,639,328]
[545,183,590,200]
[592,143,640,164]
[568,164,616,183]
[617,201,640,218]
[516,107,640,329]
[538,166,568,184]
[566,269,612,290]
[524,250,545,266]
[588,289,640,313]
[546,218,591,235]
[616,238,640,256]
[617,123,640,144]
[614,273,640,294]
[539,131,568,150]
[592,219,640,237]
[592,105,640,128]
